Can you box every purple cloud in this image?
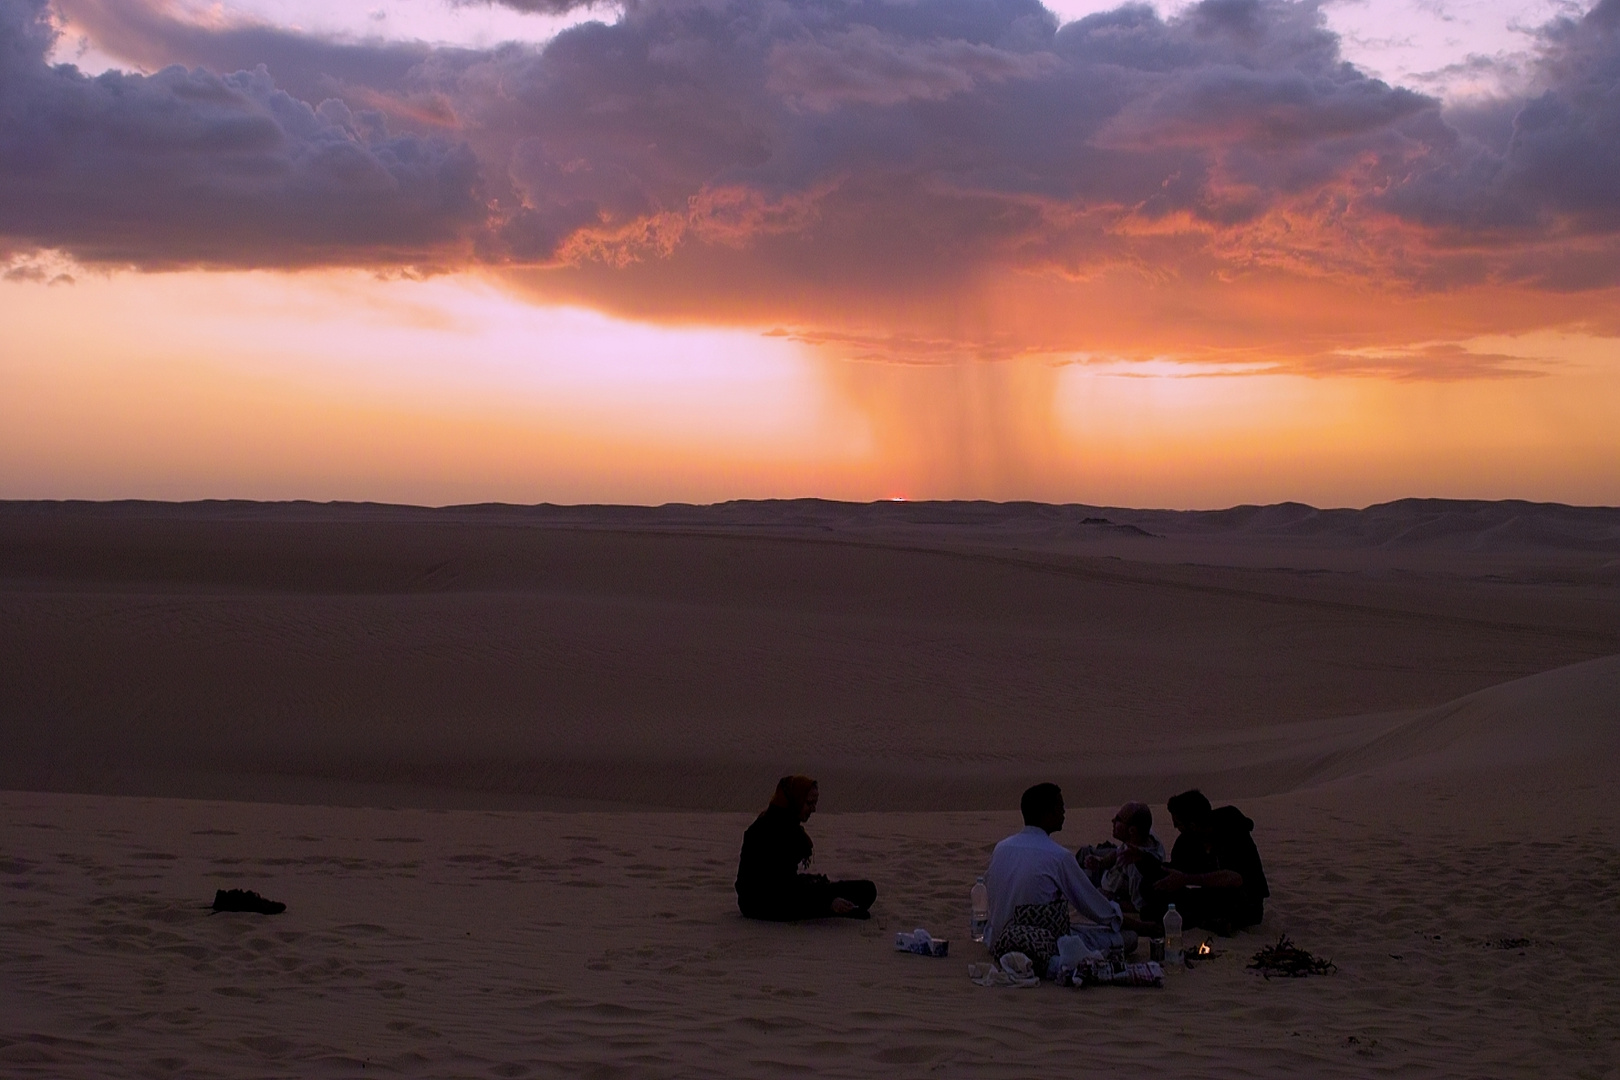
[54,0,452,101]
[451,0,605,13]
[0,0,484,269]
[6,0,1620,299]
[467,0,1438,274]
[1379,0,1620,282]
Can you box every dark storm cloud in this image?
[1379,0,1620,282]
[469,0,1444,283]
[0,0,482,268]
[7,0,1620,289]
[55,0,446,102]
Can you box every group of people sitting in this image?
[984,783,1268,973]
[734,775,1267,979]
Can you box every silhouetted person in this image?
[1148,789,1269,934]
[735,776,876,921]
[983,783,1124,974]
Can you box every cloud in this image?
[53,0,447,100]
[450,0,607,13]
[472,0,1451,281]
[0,0,484,268]
[2,248,76,284]
[766,24,1060,111]
[1376,0,1620,282]
[1294,342,1552,380]
[7,0,1620,360]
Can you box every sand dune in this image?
[1307,653,1620,783]
[1096,650,1620,797]
[9,494,1619,572]
[2,656,1616,1078]
[3,499,1616,810]
[2,499,1618,1077]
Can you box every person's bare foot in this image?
[830,897,857,915]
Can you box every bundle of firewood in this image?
[1248,935,1336,978]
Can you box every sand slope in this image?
[3,655,1619,1079]
[3,500,1617,1077]
[3,500,1616,811]
[1308,653,1620,782]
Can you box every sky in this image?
[2,0,1618,507]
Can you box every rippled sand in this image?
[1,500,1617,1076]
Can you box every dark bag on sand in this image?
[212,888,285,915]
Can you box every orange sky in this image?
[3,267,1616,507]
[3,0,1619,507]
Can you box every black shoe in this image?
[212,888,286,915]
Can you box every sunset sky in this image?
[2,0,1617,506]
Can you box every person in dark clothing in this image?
[1146,789,1269,934]
[735,776,877,921]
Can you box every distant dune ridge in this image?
[7,494,1620,555]
[2,498,1617,1077]
[2,497,1616,810]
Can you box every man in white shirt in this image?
[983,783,1124,974]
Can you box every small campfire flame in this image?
[1197,941,1213,956]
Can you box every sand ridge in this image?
[2,499,1617,1076]
[3,500,1616,811]
[2,652,1618,1078]
[3,737,1617,1078]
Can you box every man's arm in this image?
[1056,854,1122,929]
[1154,868,1244,892]
[1083,847,1119,873]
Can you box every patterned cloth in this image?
[991,899,1071,972]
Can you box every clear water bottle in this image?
[1163,903,1183,965]
[970,876,989,943]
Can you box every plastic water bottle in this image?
[1163,903,1183,965]
[970,877,989,943]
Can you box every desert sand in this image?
[2,499,1618,1078]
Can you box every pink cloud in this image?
[6,0,1620,364]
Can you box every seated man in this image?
[1148,789,1270,934]
[1077,801,1167,914]
[983,783,1124,975]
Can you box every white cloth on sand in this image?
[968,953,1040,988]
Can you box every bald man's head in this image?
[1112,802,1153,844]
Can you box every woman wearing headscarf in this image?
[735,776,877,920]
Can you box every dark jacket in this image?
[735,805,833,920]
[1212,805,1269,901]
[1168,805,1269,925]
